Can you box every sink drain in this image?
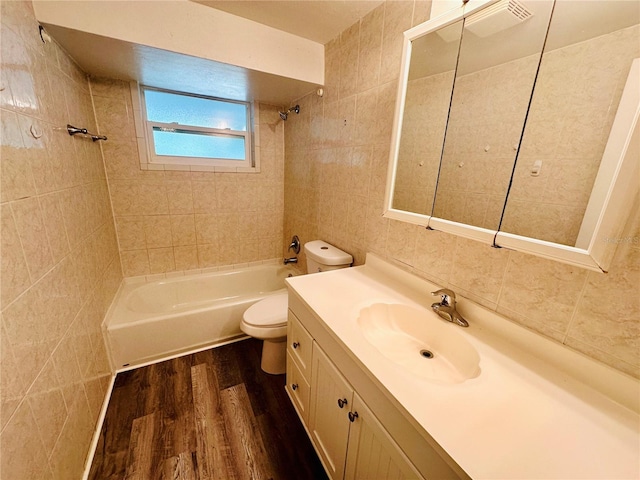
[420,349,434,359]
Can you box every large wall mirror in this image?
[385,0,640,272]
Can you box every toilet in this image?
[240,240,353,374]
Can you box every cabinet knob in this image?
[292,383,298,391]
[337,398,348,408]
[292,341,300,349]
[348,411,359,423]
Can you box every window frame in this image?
[131,83,259,172]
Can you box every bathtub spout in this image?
[284,257,298,265]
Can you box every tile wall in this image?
[90,78,285,277]
[283,0,639,378]
[0,1,122,478]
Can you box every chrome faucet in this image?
[288,235,301,254]
[431,288,469,327]
[283,257,298,265]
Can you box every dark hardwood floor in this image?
[89,338,327,480]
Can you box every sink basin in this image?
[357,303,480,384]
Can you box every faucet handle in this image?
[288,235,300,254]
[431,288,456,306]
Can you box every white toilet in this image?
[241,240,353,374]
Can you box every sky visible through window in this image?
[152,129,245,160]
[145,89,247,130]
[144,89,248,160]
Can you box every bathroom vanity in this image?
[284,254,640,479]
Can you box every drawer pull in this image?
[337,398,348,408]
[292,383,298,391]
[292,341,300,349]
[348,411,359,422]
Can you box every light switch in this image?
[531,160,542,176]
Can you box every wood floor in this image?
[89,339,327,480]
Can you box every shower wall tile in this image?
[91,80,285,276]
[1,2,122,477]
[283,0,640,379]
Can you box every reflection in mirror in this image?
[432,0,555,230]
[500,1,640,247]
[391,21,463,215]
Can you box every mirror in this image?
[432,0,554,230]
[500,0,640,247]
[385,0,640,271]
[392,20,463,216]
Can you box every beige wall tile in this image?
[1,112,37,202]
[102,139,142,179]
[28,388,67,457]
[379,1,413,84]
[174,245,199,271]
[339,21,360,99]
[48,392,94,479]
[197,244,219,268]
[39,193,70,263]
[497,251,589,338]
[195,213,219,245]
[1,6,119,476]
[92,93,135,141]
[120,249,150,276]
[412,229,454,285]
[192,181,217,213]
[170,214,197,246]
[1,320,26,429]
[144,215,172,248]
[116,215,146,250]
[11,196,54,282]
[0,400,53,479]
[567,244,640,374]
[0,203,31,307]
[166,179,194,214]
[357,5,384,92]
[148,247,176,274]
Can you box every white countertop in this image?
[286,254,640,479]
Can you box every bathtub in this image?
[104,263,297,369]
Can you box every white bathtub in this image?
[104,263,297,369]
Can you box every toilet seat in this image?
[242,293,288,328]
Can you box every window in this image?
[131,84,259,172]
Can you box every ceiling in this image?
[36,0,384,105]
[191,0,383,44]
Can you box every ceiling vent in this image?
[465,0,533,38]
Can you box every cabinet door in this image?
[309,343,353,480]
[345,393,423,480]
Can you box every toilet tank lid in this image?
[304,240,353,266]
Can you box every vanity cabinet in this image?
[286,307,427,480]
[309,344,422,480]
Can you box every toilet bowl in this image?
[241,240,352,374]
[241,293,288,374]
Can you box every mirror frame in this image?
[384,0,639,272]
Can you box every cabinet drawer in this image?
[286,352,311,425]
[287,310,313,380]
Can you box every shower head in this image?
[279,104,300,121]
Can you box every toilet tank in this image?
[304,240,353,273]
